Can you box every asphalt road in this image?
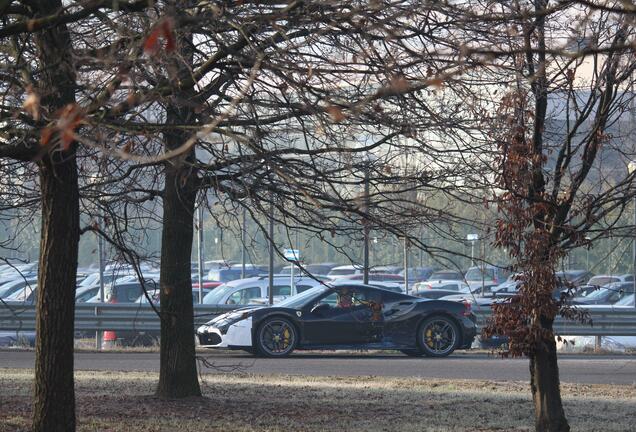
[1,350,636,385]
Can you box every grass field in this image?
[1,368,635,431]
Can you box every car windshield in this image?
[276,286,330,309]
[202,284,231,304]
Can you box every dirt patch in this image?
[1,369,634,431]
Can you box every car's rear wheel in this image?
[256,317,297,357]
[418,316,459,357]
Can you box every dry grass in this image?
[1,368,635,431]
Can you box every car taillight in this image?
[425,284,432,290]
[462,300,472,316]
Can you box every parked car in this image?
[427,269,464,281]
[327,265,363,278]
[197,282,477,357]
[202,275,324,306]
[0,278,37,299]
[490,273,523,296]
[334,273,404,283]
[3,282,37,303]
[555,270,593,286]
[413,279,469,293]
[75,285,101,302]
[204,260,236,270]
[192,281,223,289]
[585,275,625,287]
[78,269,139,289]
[136,287,214,305]
[0,262,37,279]
[464,265,510,288]
[279,263,338,276]
[370,265,403,274]
[400,267,437,285]
[207,268,262,283]
[413,280,496,299]
[365,281,404,293]
[87,279,158,303]
[613,294,635,307]
[572,282,634,305]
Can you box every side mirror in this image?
[310,303,331,315]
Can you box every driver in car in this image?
[336,288,353,308]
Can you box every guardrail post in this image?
[594,335,602,352]
[95,306,102,351]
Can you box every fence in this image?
[1,302,636,337]
[0,302,238,332]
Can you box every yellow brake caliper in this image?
[283,328,291,348]
[426,328,434,347]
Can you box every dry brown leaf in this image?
[326,105,346,122]
[22,86,40,120]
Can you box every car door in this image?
[301,287,381,345]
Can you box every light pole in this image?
[629,161,636,309]
[241,206,246,279]
[363,164,370,285]
[403,237,409,294]
[196,205,204,304]
[89,174,106,350]
[268,192,274,305]
[467,233,478,266]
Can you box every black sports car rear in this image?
[197,283,476,357]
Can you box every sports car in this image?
[196,283,476,357]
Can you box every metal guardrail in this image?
[1,302,636,336]
[0,302,239,332]
[473,307,636,336]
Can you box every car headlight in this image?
[211,311,253,333]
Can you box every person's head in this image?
[337,288,353,307]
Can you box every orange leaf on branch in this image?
[326,105,346,122]
[143,17,176,56]
[39,103,85,150]
[22,86,40,120]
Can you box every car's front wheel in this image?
[418,316,459,357]
[255,317,297,357]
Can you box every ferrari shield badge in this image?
[296,311,302,317]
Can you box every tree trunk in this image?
[529,318,570,432]
[32,155,79,432]
[155,100,201,399]
[32,1,79,430]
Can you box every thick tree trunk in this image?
[33,155,79,432]
[155,13,201,398]
[529,319,570,432]
[31,1,79,431]
[155,101,201,398]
